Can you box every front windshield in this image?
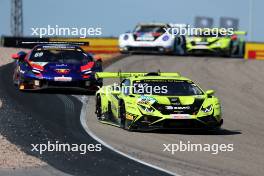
[133,79,204,96]
[29,49,92,64]
[190,30,226,37]
[134,25,166,33]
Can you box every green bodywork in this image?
[95,72,223,130]
[186,30,246,57]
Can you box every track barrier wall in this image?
[0,36,119,54]
[245,42,264,60]
[1,36,264,59]
[49,38,119,53]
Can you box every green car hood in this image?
[187,37,221,43]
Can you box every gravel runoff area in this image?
[0,47,45,169]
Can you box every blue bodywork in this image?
[13,44,103,91]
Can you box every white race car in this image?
[119,23,185,54]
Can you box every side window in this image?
[121,79,130,95]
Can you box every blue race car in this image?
[12,43,103,92]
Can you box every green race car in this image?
[186,29,246,57]
[95,72,223,131]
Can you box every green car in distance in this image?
[95,72,223,131]
[186,29,246,57]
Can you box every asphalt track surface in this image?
[0,62,171,176]
[85,55,264,176]
[0,55,264,176]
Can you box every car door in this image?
[110,79,131,119]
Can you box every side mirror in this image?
[205,89,215,96]
[11,51,27,60]
[94,56,102,71]
[94,55,102,62]
[112,90,121,95]
[11,53,20,60]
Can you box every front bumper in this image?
[120,46,174,54]
[130,114,223,130]
[186,46,229,56]
[19,76,101,91]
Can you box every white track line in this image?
[79,96,180,176]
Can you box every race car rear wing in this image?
[233,31,247,35]
[95,72,181,79]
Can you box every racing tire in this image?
[13,77,18,86]
[238,42,246,58]
[97,79,103,87]
[224,41,234,57]
[120,51,129,54]
[119,101,128,130]
[86,90,97,95]
[107,102,113,120]
[13,69,20,86]
[95,96,102,120]
[173,35,187,55]
[13,74,17,85]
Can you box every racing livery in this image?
[12,43,103,92]
[95,72,223,131]
[119,23,185,54]
[186,29,246,57]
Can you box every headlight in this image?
[138,105,155,113]
[201,105,213,113]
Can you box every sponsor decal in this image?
[166,106,191,110]
[55,69,70,74]
[171,114,191,119]
[137,96,156,106]
[169,97,181,105]
[56,64,68,67]
[162,35,170,41]
[126,114,134,120]
[54,77,72,82]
